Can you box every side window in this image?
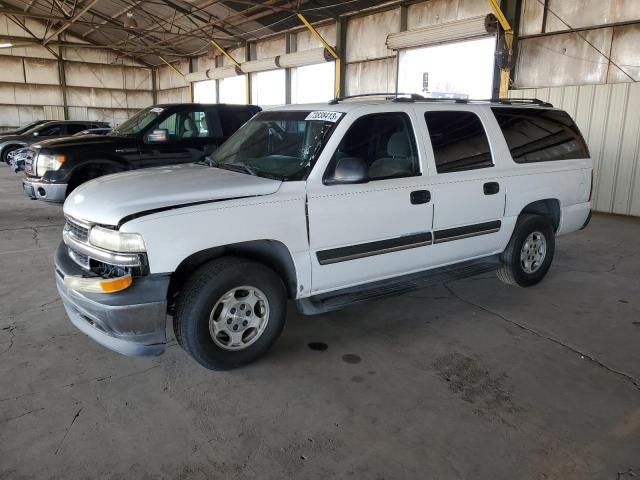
[424,111,493,174]
[38,124,64,136]
[66,124,88,135]
[492,107,589,163]
[157,111,209,139]
[327,112,419,181]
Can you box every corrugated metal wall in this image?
[511,84,640,217]
[0,15,153,129]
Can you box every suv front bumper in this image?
[22,177,67,203]
[55,242,170,357]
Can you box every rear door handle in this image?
[483,182,500,195]
[410,190,431,204]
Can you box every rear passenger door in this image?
[416,107,506,266]
[307,109,434,293]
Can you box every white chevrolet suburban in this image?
[56,96,593,370]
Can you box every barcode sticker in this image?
[305,111,342,122]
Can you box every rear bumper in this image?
[558,202,591,235]
[55,243,170,357]
[22,177,67,203]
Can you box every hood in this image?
[64,163,282,226]
[37,134,133,150]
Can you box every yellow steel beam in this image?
[487,0,512,33]
[210,39,242,68]
[296,12,340,97]
[159,56,186,79]
[487,0,514,98]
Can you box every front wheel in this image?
[2,146,19,164]
[173,257,287,370]
[497,214,555,287]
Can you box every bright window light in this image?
[219,75,247,104]
[291,62,335,104]
[251,69,286,108]
[193,79,217,103]
[398,37,496,99]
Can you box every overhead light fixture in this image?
[123,12,138,29]
[0,42,13,48]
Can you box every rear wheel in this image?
[497,214,555,287]
[173,257,287,370]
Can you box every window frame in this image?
[423,109,495,175]
[322,111,421,185]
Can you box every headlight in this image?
[89,226,146,253]
[36,152,65,176]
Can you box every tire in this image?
[497,214,555,287]
[173,256,287,370]
[66,168,102,198]
[2,146,19,164]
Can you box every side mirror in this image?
[145,128,169,143]
[325,157,369,185]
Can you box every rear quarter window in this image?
[492,107,589,163]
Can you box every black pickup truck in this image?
[22,103,261,203]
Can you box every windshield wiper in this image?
[207,160,256,177]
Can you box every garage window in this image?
[397,37,495,100]
[251,69,286,107]
[219,76,247,104]
[193,80,217,103]
[424,111,493,173]
[291,62,335,104]
[492,107,590,163]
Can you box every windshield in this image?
[206,110,341,181]
[111,107,164,136]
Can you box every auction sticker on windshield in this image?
[151,107,164,113]
[305,111,343,122]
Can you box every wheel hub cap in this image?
[520,231,547,274]
[209,286,270,351]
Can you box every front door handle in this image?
[483,182,500,195]
[410,190,431,204]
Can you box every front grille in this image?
[65,217,90,242]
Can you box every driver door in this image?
[139,108,217,167]
[306,108,434,294]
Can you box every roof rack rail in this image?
[328,93,424,104]
[327,93,553,108]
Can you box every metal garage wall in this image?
[510,84,640,217]
[0,15,153,130]
[515,0,640,88]
[345,9,399,95]
[156,59,190,104]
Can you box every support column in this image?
[57,36,69,119]
[285,32,295,104]
[335,17,347,98]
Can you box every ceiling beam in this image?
[42,0,100,45]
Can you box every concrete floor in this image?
[0,165,639,480]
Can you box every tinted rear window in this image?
[492,107,589,163]
[424,111,493,173]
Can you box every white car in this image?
[56,96,593,370]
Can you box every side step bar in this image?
[296,255,501,315]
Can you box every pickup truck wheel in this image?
[173,257,286,370]
[497,214,555,287]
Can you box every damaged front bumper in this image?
[55,242,170,357]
